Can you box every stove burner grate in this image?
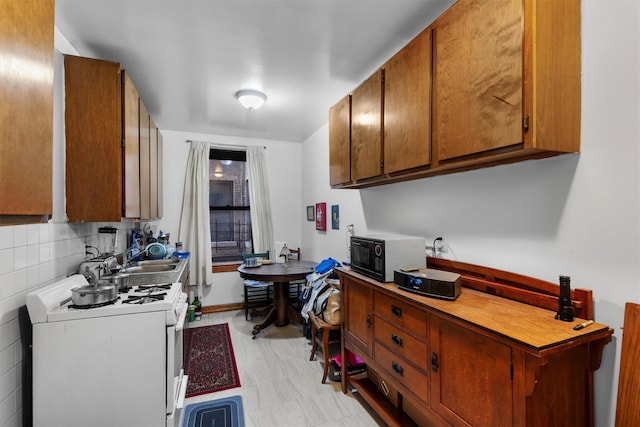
[69,298,118,310]
[123,293,166,305]
[135,284,172,293]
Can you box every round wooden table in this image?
[238,260,316,338]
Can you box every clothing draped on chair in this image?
[246,146,275,256]
[178,140,214,287]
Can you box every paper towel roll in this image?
[275,241,287,263]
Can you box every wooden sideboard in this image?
[338,259,612,426]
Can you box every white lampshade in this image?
[235,89,266,111]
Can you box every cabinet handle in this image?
[391,305,402,318]
[391,361,404,376]
[431,352,439,373]
[391,333,403,347]
[366,314,371,328]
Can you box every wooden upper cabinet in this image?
[351,69,383,181]
[123,71,141,219]
[328,94,351,186]
[65,55,163,222]
[65,55,123,222]
[149,118,160,220]
[433,0,523,161]
[383,27,432,174]
[0,0,54,223]
[139,100,151,221]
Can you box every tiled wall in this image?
[0,222,130,427]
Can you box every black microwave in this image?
[350,234,426,282]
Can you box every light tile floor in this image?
[182,310,381,427]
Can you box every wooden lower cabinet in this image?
[430,315,513,426]
[338,269,612,427]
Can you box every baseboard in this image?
[203,303,244,314]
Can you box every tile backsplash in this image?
[0,221,131,427]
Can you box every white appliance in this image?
[26,275,189,427]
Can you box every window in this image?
[209,149,252,262]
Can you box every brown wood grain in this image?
[329,94,351,185]
[65,55,122,221]
[0,0,54,216]
[383,27,431,174]
[524,0,581,152]
[123,71,141,219]
[434,0,523,161]
[149,118,159,219]
[351,70,383,181]
[139,100,151,220]
[615,302,640,426]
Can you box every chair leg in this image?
[309,322,317,361]
[321,329,331,384]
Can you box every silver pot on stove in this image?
[98,272,130,291]
[71,284,118,307]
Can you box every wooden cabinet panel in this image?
[343,275,374,357]
[375,316,428,372]
[0,0,54,221]
[157,130,163,219]
[434,0,523,161]
[374,292,427,337]
[375,341,428,404]
[383,27,432,174]
[430,315,513,426]
[329,94,351,186]
[139,100,151,220]
[351,70,383,181]
[149,118,159,220]
[65,55,162,222]
[65,56,123,222]
[123,71,140,219]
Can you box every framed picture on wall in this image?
[315,202,326,231]
[306,205,314,221]
[331,205,339,230]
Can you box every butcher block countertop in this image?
[339,260,613,357]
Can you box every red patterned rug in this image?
[184,323,241,398]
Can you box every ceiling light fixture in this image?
[235,89,266,111]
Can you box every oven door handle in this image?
[174,302,189,332]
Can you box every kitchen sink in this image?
[120,264,177,274]
[133,259,180,266]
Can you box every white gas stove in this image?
[27,274,186,323]
[27,274,189,427]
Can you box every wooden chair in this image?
[242,251,271,320]
[308,311,341,383]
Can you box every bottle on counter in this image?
[188,305,195,322]
[194,296,202,321]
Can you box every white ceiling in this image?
[55,0,455,142]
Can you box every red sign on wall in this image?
[315,202,326,231]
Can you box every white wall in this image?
[155,131,303,306]
[301,1,639,426]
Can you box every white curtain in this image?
[246,146,275,258]
[178,140,213,286]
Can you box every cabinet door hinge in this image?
[523,115,529,133]
[121,139,125,148]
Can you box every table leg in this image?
[252,281,303,338]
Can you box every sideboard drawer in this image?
[375,341,428,403]
[374,292,427,336]
[375,315,428,371]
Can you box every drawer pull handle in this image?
[391,361,404,376]
[431,351,439,373]
[391,333,403,347]
[391,305,402,318]
[366,314,371,328]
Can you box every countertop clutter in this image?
[337,258,613,427]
